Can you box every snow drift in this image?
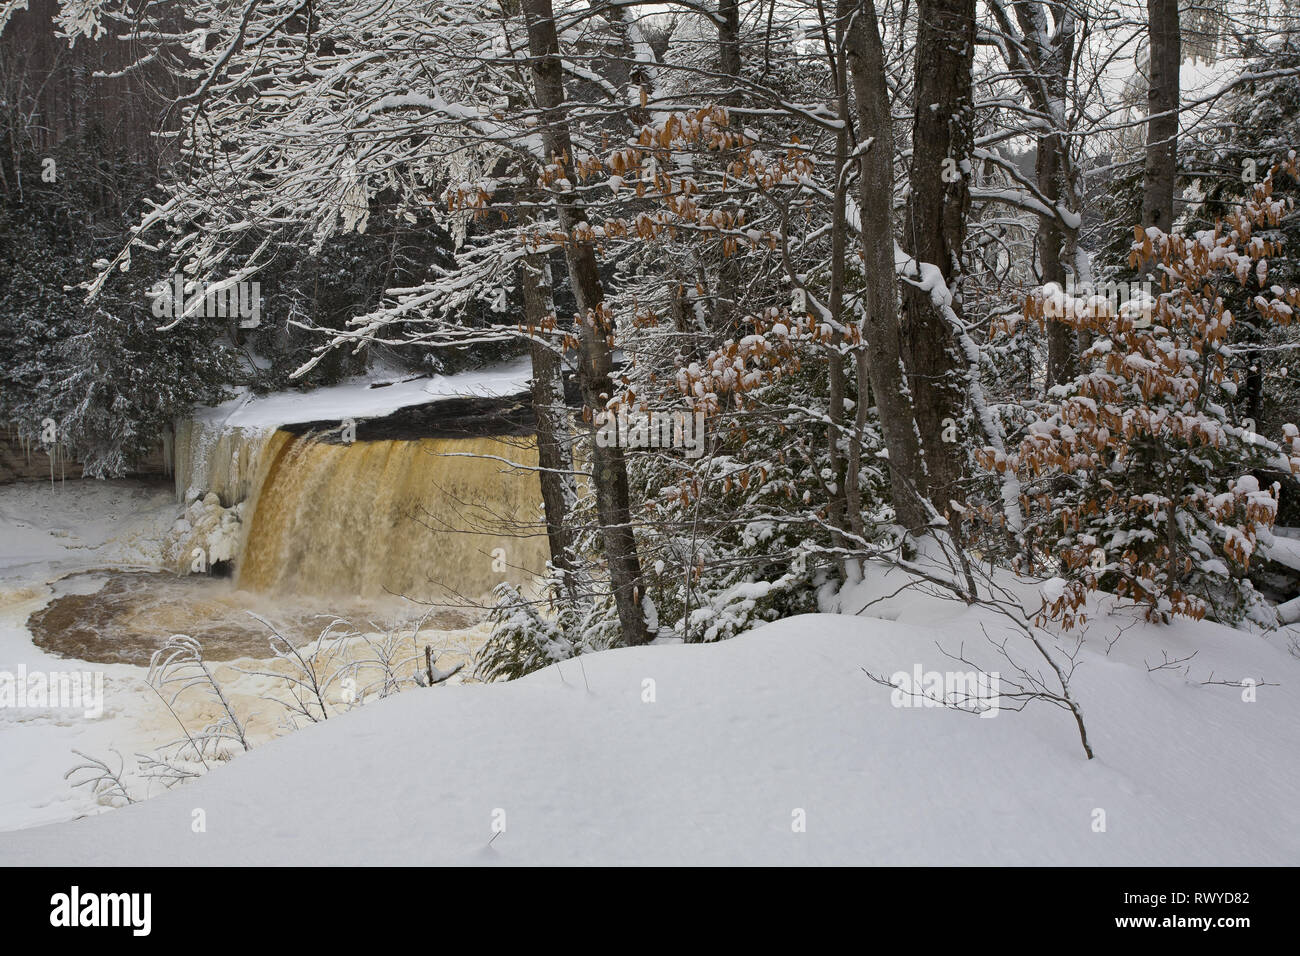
[3,596,1296,866]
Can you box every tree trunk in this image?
[519,254,580,599]
[522,0,650,645]
[900,0,977,517]
[841,0,928,531]
[990,1,1081,388]
[1039,130,1077,387]
[1024,3,1080,388]
[713,0,744,320]
[718,0,742,95]
[1142,0,1180,234]
[825,8,851,552]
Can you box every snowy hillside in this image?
[3,589,1296,866]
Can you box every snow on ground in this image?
[0,479,178,580]
[3,564,1297,865]
[192,358,533,431]
[0,480,180,828]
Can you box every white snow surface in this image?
[0,480,176,580]
[2,564,1298,865]
[192,358,533,430]
[0,481,181,828]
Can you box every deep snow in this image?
[2,579,1297,865]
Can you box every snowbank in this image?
[0,480,177,580]
[0,482,182,828]
[191,358,533,432]
[4,599,1297,865]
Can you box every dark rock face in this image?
[277,380,583,444]
[0,429,170,483]
[279,392,534,443]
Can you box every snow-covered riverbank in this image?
[0,477,492,832]
[0,480,180,828]
[4,550,1298,864]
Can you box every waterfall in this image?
[33,424,547,667]
[230,431,547,601]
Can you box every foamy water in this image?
[236,432,548,600]
[29,570,478,665]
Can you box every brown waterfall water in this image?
[30,430,549,667]
[236,431,548,603]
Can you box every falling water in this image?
[29,423,549,669]
[235,431,548,602]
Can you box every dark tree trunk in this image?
[713,0,745,321]
[900,0,977,516]
[1023,3,1079,388]
[1038,130,1077,386]
[989,1,1081,388]
[842,0,929,531]
[519,254,579,599]
[1142,0,1180,234]
[825,8,850,551]
[718,0,742,93]
[522,0,650,645]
